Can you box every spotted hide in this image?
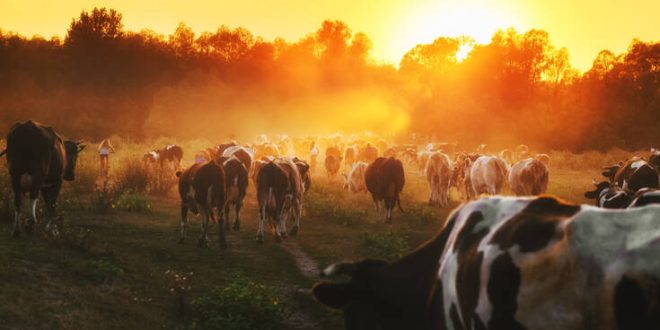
[176,161,227,248]
[425,152,452,207]
[313,195,660,330]
[220,156,248,232]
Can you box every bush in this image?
[90,180,116,213]
[363,231,410,261]
[114,158,150,193]
[191,274,289,330]
[114,191,151,212]
[148,164,178,195]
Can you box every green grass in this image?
[0,144,641,329]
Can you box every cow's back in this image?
[6,121,57,171]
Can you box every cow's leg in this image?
[279,201,289,239]
[10,173,23,237]
[42,182,61,237]
[256,203,265,243]
[291,198,301,236]
[216,208,226,249]
[179,204,188,243]
[198,206,209,248]
[223,202,231,231]
[274,202,284,242]
[233,200,242,231]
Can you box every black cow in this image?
[365,157,405,223]
[176,161,227,248]
[313,195,660,330]
[219,156,248,232]
[627,188,660,208]
[5,121,84,237]
[584,180,632,208]
[602,158,659,192]
[159,144,184,168]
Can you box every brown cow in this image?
[176,161,227,248]
[344,146,357,169]
[255,161,291,243]
[365,157,405,223]
[325,155,342,178]
[219,156,248,232]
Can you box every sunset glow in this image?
[1,0,658,70]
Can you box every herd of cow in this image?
[2,120,660,329]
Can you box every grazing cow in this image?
[359,144,379,164]
[425,152,452,207]
[365,157,405,223]
[602,157,659,192]
[159,144,183,168]
[293,157,312,193]
[584,181,632,209]
[650,148,660,167]
[5,121,85,237]
[344,146,357,169]
[499,149,514,165]
[325,155,342,178]
[535,153,550,165]
[343,162,368,193]
[219,156,248,231]
[176,161,227,248]
[508,158,549,196]
[627,188,660,208]
[222,145,253,173]
[313,195,660,330]
[469,156,508,196]
[255,161,290,242]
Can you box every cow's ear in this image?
[312,282,356,309]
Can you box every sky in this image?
[1,0,658,71]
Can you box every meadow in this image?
[0,139,643,329]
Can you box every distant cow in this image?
[469,156,508,196]
[508,158,549,196]
[159,144,183,168]
[344,162,368,193]
[627,188,660,208]
[602,157,659,192]
[277,158,304,236]
[143,150,159,163]
[650,148,660,167]
[499,148,514,165]
[222,145,253,173]
[344,146,357,169]
[325,155,342,178]
[313,195,660,330]
[293,157,312,193]
[516,144,529,160]
[5,120,85,237]
[535,153,550,165]
[220,156,248,232]
[326,146,342,158]
[425,152,452,207]
[176,161,227,248]
[365,157,405,223]
[584,181,632,209]
[359,144,379,164]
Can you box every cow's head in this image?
[601,162,623,179]
[63,140,85,181]
[313,259,393,330]
[584,180,611,200]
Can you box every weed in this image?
[363,231,410,261]
[190,274,289,330]
[114,192,151,213]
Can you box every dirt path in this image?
[280,241,320,279]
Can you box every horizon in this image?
[1,0,658,71]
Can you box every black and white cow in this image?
[584,181,632,209]
[176,161,227,248]
[5,120,84,237]
[602,157,659,193]
[313,195,660,329]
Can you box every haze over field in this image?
[0,2,658,151]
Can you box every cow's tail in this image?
[397,195,405,213]
[0,149,5,157]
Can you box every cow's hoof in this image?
[290,226,299,236]
[256,235,264,244]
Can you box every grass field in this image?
[0,142,642,329]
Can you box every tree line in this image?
[0,8,657,151]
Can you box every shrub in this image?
[191,274,289,330]
[114,158,150,193]
[114,191,151,213]
[90,180,116,213]
[363,231,410,261]
[148,165,178,195]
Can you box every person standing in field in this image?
[98,138,115,177]
[310,141,319,172]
